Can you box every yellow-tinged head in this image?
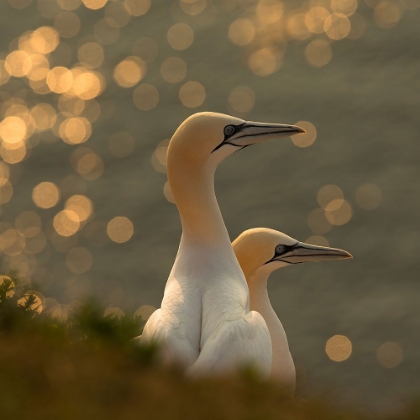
[233,228,352,279]
[167,112,305,174]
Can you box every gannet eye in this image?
[224,125,235,136]
[275,245,286,255]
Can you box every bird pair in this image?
[137,112,352,396]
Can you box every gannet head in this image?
[167,112,305,171]
[233,228,352,279]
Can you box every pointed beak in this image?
[279,242,353,264]
[229,121,306,148]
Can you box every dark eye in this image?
[275,245,286,255]
[224,125,235,136]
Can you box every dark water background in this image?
[0,0,419,412]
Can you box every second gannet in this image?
[140,113,305,377]
[232,228,352,394]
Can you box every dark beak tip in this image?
[296,127,306,134]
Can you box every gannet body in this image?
[141,113,305,376]
[233,228,352,394]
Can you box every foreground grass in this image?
[1,277,419,420]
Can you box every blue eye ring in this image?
[275,245,286,255]
[224,125,235,136]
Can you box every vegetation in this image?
[0,275,419,419]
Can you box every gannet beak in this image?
[212,121,306,153]
[278,242,353,264]
[229,121,306,148]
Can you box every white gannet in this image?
[140,113,305,376]
[232,228,352,394]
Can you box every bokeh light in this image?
[133,84,159,110]
[355,184,382,210]
[107,216,134,243]
[167,23,194,50]
[179,81,205,108]
[376,342,404,368]
[228,86,255,114]
[32,182,60,209]
[325,335,352,362]
[291,121,316,147]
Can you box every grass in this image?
[1,275,420,420]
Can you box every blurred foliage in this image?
[1,274,420,419]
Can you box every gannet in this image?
[140,112,305,377]
[233,228,352,394]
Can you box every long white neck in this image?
[247,269,296,396]
[168,152,232,247]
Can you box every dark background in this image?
[0,0,419,412]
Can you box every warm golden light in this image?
[0,116,27,144]
[228,86,255,114]
[324,13,351,40]
[78,42,104,69]
[54,11,81,38]
[105,1,131,28]
[291,121,316,147]
[0,275,15,298]
[30,26,59,54]
[59,117,92,144]
[317,184,344,209]
[331,0,358,16]
[151,140,169,173]
[66,247,93,274]
[376,342,403,368]
[108,132,135,158]
[113,57,145,88]
[305,39,332,67]
[0,229,26,256]
[31,103,57,130]
[163,181,175,203]
[355,184,382,210]
[65,195,93,222]
[180,0,207,15]
[134,305,156,321]
[15,211,41,237]
[57,0,82,10]
[248,48,279,76]
[256,0,284,24]
[5,50,32,77]
[325,335,352,362]
[104,306,125,319]
[287,13,311,40]
[305,7,330,33]
[124,0,150,16]
[17,291,44,313]
[133,84,159,110]
[32,182,60,209]
[228,19,256,46]
[305,235,330,247]
[160,57,187,84]
[71,148,104,180]
[107,216,134,243]
[53,209,80,236]
[82,0,107,10]
[71,71,103,100]
[167,23,194,50]
[307,208,332,235]
[179,81,206,108]
[373,2,401,29]
[94,19,120,45]
[325,200,352,226]
[47,66,73,94]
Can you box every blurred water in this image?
[0,0,419,411]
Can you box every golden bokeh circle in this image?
[133,84,159,111]
[66,247,93,274]
[291,121,316,147]
[325,335,352,362]
[179,81,205,108]
[376,342,403,368]
[53,209,80,236]
[167,23,194,50]
[107,217,134,243]
[32,182,60,209]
